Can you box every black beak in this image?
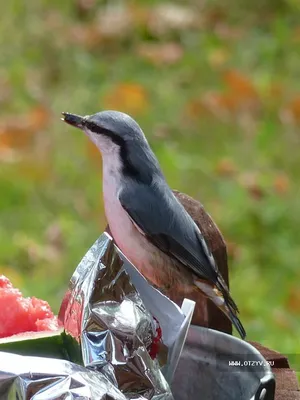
[61,112,85,128]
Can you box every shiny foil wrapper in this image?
[59,232,173,399]
[0,352,127,399]
[0,233,194,399]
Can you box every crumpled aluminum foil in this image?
[0,232,193,399]
[59,232,173,400]
[0,351,127,399]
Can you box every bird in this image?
[62,110,246,339]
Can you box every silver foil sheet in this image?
[59,233,174,399]
[0,351,127,399]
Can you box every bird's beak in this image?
[61,112,85,129]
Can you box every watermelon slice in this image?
[0,275,82,364]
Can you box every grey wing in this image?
[118,181,220,285]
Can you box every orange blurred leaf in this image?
[103,83,149,115]
[224,70,258,99]
[215,158,237,177]
[0,104,50,154]
[137,42,183,66]
[273,173,290,195]
[202,70,260,120]
[286,286,300,314]
[184,98,212,119]
[0,125,35,150]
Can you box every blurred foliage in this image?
[0,0,300,374]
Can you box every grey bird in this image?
[62,110,246,339]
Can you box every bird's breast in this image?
[102,170,152,269]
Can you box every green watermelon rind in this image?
[0,329,82,365]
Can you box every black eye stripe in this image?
[85,121,125,146]
[84,120,141,180]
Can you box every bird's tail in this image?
[194,279,246,339]
[226,303,246,340]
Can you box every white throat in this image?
[101,146,123,202]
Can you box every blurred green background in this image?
[0,0,300,372]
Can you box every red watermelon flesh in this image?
[0,275,60,338]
